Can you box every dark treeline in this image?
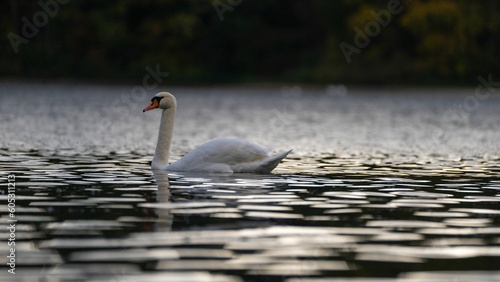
[1,0,499,85]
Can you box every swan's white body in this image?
[144,92,291,173]
[165,138,291,173]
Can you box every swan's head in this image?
[143,92,176,112]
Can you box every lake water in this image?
[1,83,500,281]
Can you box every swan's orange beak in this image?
[143,99,159,112]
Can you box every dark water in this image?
[1,83,500,281]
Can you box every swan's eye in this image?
[152,97,163,103]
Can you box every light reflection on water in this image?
[1,149,500,281]
[1,84,500,281]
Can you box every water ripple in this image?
[1,150,500,281]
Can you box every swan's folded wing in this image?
[167,138,282,172]
[199,138,269,165]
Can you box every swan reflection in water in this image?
[151,169,274,233]
[151,169,173,232]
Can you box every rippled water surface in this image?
[1,83,500,281]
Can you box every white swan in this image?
[143,92,291,173]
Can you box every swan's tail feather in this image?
[231,150,292,173]
[257,149,292,173]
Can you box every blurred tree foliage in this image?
[1,0,498,84]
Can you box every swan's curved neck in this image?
[152,106,176,169]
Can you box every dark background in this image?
[1,0,499,85]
